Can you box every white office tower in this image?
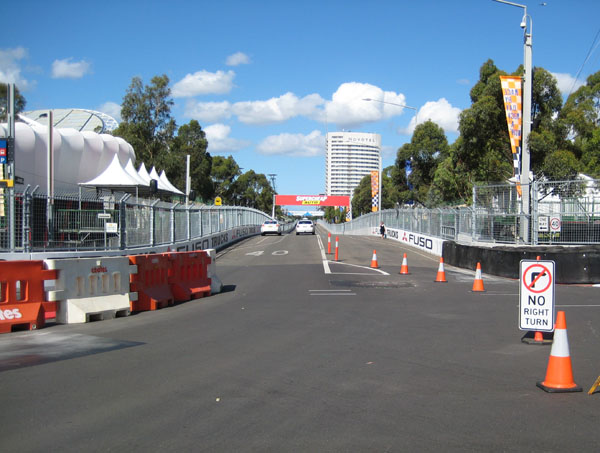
[325,131,381,196]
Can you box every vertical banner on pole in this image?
[500,76,523,196]
[370,170,379,213]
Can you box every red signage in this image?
[275,195,350,207]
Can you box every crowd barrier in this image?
[46,257,133,324]
[0,249,221,333]
[167,251,212,302]
[0,261,58,333]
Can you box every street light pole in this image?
[362,97,419,128]
[268,173,277,219]
[363,98,419,221]
[493,0,532,242]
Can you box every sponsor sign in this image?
[0,308,23,321]
[382,227,444,256]
[519,260,555,332]
[275,195,350,207]
[0,139,6,164]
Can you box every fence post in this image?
[119,194,129,250]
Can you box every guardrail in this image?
[319,179,600,246]
[0,188,273,254]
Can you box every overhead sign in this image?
[275,195,350,207]
[519,260,555,332]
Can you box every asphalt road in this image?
[2,225,600,452]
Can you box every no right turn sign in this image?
[519,260,555,332]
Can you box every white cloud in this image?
[172,70,235,97]
[402,98,461,135]
[204,123,249,153]
[323,82,410,127]
[184,100,232,123]
[232,92,324,125]
[551,72,585,97]
[97,101,122,123]
[0,46,34,90]
[226,52,251,66]
[51,58,91,79]
[256,130,325,157]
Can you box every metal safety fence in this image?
[0,187,272,252]
[321,178,600,246]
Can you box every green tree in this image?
[162,120,213,201]
[0,83,26,122]
[236,170,274,212]
[112,75,176,167]
[559,70,600,174]
[211,155,242,203]
[396,120,449,206]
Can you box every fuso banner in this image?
[275,195,350,207]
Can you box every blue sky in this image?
[2,0,599,197]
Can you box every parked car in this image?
[261,220,282,236]
[296,219,315,235]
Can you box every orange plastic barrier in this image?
[0,260,58,333]
[167,251,212,302]
[128,254,174,312]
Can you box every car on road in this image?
[296,219,315,235]
[261,220,282,236]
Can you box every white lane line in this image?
[309,289,353,292]
[310,293,356,296]
[317,234,331,274]
[327,260,390,276]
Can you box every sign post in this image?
[519,260,555,332]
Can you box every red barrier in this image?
[167,251,212,302]
[128,254,174,312]
[0,261,58,333]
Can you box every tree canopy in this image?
[360,62,600,210]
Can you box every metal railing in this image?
[320,178,600,246]
[0,187,272,252]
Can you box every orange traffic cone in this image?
[399,253,410,275]
[472,262,485,292]
[370,250,379,269]
[434,257,447,282]
[537,311,582,393]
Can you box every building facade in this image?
[325,131,381,196]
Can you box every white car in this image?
[296,219,315,235]
[261,220,282,236]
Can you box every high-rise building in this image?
[325,131,381,196]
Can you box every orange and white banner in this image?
[370,170,379,212]
[500,76,522,192]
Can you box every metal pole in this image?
[522,16,532,243]
[47,110,54,247]
[7,84,16,251]
[185,154,190,206]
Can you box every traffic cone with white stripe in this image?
[536,311,582,393]
[434,257,447,283]
[370,250,379,269]
[472,262,485,292]
[399,253,410,275]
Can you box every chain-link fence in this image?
[0,188,272,252]
[322,178,600,246]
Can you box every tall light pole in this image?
[268,173,277,219]
[362,98,419,129]
[493,0,532,243]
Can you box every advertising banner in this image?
[371,170,379,212]
[500,76,523,194]
[275,195,350,207]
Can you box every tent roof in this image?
[79,154,142,190]
[159,170,184,195]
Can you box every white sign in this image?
[105,222,118,233]
[538,216,549,232]
[550,216,561,232]
[97,213,111,219]
[519,260,555,332]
